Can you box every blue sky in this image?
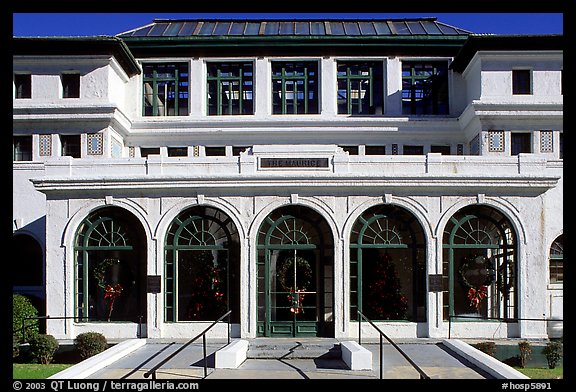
[13,13,563,36]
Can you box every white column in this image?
[254,57,270,117]
[321,57,337,116]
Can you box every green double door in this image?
[261,248,321,337]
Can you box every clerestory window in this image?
[337,61,383,115]
[143,63,189,116]
[272,61,319,114]
[402,61,448,115]
[207,62,254,115]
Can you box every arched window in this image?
[74,207,146,322]
[442,205,517,320]
[549,235,563,284]
[256,205,334,337]
[350,205,426,322]
[164,206,240,322]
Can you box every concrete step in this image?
[246,338,342,359]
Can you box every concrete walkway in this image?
[88,338,492,380]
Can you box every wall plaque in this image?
[147,275,161,294]
[428,274,444,292]
[260,157,329,168]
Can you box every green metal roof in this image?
[117,18,473,38]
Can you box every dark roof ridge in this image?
[151,17,441,23]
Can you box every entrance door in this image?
[256,206,334,337]
[267,249,318,337]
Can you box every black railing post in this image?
[202,334,207,378]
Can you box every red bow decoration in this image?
[104,284,123,321]
[467,286,488,310]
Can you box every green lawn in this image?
[13,364,72,379]
[514,367,563,379]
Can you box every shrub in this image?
[542,341,563,369]
[473,341,497,357]
[13,294,39,343]
[29,334,59,364]
[13,335,20,358]
[518,341,533,368]
[74,332,108,359]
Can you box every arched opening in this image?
[442,205,517,320]
[549,235,563,284]
[12,234,43,287]
[257,205,334,337]
[350,205,426,322]
[164,206,240,323]
[74,207,147,322]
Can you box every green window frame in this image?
[207,62,254,115]
[272,61,319,114]
[549,235,563,284]
[337,61,383,115]
[350,205,426,322]
[143,63,189,116]
[13,135,32,161]
[74,212,133,321]
[442,206,517,321]
[402,61,448,115]
[164,207,240,322]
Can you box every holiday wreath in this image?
[459,255,495,311]
[277,256,313,314]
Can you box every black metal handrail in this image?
[448,314,563,339]
[357,310,430,380]
[143,310,232,380]
[19,315,146,342]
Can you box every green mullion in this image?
[442,244,501,249]
[357,248,362,321]
[83,250,89,320]
[173,68,179,116]
[351,244,409,249]
[256,244,317,250]
[346,70,352,114]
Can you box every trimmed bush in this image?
[518,341,533,368]
[29,334,59,364]
[13,294,39,343]
[542,341,563,369]
[13,335,20,358]
[74,332,108,359]
[473,341,497,357]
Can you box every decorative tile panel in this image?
[488,131,504,152]
[129,146,135,158]
[87,133,103,155]
[540,130,553,153]
[457,144,464,155]
[193,146,200,157]
[39,134,52,156]
[391,144,398,155]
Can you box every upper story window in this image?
[207,62,254,115]
[337,61,383,115]
[512,69,531,95]
[402,61,448,115]
[272,61,319,114]
[60,135,81,158]
[14,74,31,99]
[62,73,80,98]
[143,63,189,116]
[511,132,531,155]
[13,136,32,161]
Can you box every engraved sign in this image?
[147,275,161,294]
[260,158,329,168]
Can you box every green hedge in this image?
[13,294,39,343]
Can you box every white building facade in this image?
[13,19,563,341]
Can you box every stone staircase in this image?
[246,338,342,359]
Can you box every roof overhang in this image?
[450,34,564,73]
[12,36,141,77]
